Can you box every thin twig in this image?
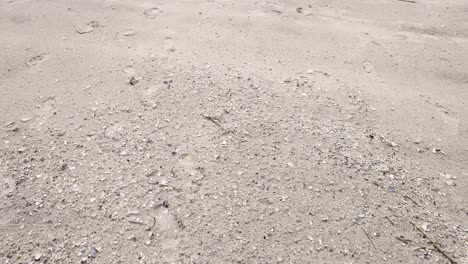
[201,113,234,135]
[146,215,156,231]
[201,114,223,128]
[403,195,422,207]
[146,169,158,177]
[410,222,457,264]
[225,89,233,101]
[362,228,377,250]
[170,165,176,177]
[395,236,411,244]
[385,216,395,226]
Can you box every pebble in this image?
[122,29,137,36]
[421,223,429,232]
[18,147,27,153]
[89,247,99,258]
[159,179,169,186]
[445,180,456,186]
[432,148,447,155]
[129,77,139,85]
[33,253,42,261]
[440,173,455,179]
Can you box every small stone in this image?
[440,173,455,179]
[376,164,390,173]
[59,163,68,171]
[129,77,139,85]
[9,126,19,132]
[432,148,446,155]
[89,247,99,258]
[159,179,168,186]
[122,29,137,36]
[445,180,456,186]
[18,148,27,153]
[33,253,42,261]
[421,223,429,232]
[5,121,15,127]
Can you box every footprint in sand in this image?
[439,111,460,135]
[151,206,182,262]
[168,153,206,192]
[104,123,125,140]
[0,170,17,238]
[163,37,176,53]
[178,154,205,184]
[123,65,139,77]
[143,7,163,19]
[102,0,116,9]
[75,21,99,34]
[258,2,285,16]
[32,97,56,128]
[123,65,143,84]
[136,84,160,106]
[26,54,47,66]
[362,60,374,73]
[0,172,15,200]
[0,175,15,227]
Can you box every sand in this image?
[1,0,467,263]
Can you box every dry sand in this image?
[1,0,467,263]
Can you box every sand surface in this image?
[1,0,467,263]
